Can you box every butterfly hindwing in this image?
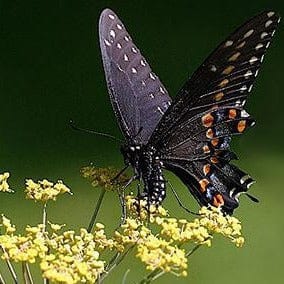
[99,9,172,144]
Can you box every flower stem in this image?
[98,245,135,283]
[22,262,34,284]
[87,189,106,233]
[0,271,6,284]
[0,247,18,284]
[186,243,202,257]
[42,203,49,284]
[42,202,47,232]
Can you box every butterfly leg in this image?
[111,164,129,183]
[118,175,136,225]
[168,181,200,216]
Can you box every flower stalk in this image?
[87,188,106,233]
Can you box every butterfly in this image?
[99,8,280,214]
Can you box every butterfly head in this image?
[120,144,143,170]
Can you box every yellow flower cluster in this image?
[41,228,105,284]
[199,206,245,247]
[0,217,106,283]
[0,216,46,263]
[0,172,12,193]
[137,234,188,276]
[112,197,245,276]
[0,165,246,283]
[25,179,72,202]
[81,165,129,191]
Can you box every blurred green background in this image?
[0,0,283,283]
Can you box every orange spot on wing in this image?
[237,41,246,49]
[203,164,211,175]
[222,65,235,75]
[214,92,224,101]
[210,157,218,164]
[237,120,247,132]
[211,138,219,147]
[229,52,241,62]
[219,79,229,87]
[199,179,209,192]
[229,109,237,119]
[202,113,214,127]
[213,193,225,207]
[206,128,214,139]
[203,145,210,154]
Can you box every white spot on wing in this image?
[260,54,265,62]
[247,181,256,188]
[131,47,138,53]
[131,67,137,74]
[117,23,123,30]
[110,30,115,38]
[261,32,268,39]
[140,59,146,66]
[249,56,258,64]
[123,54,129,61]
[244,29,254,38]
[241,110,249,117]
[160,87,165,94]
[244,70,253,79]
[210,65,217,72]
[265,20,273,28]
[108,14,115,20]
[157,106,164,114]
[267,11,275,17]
[149,93,154,99]
[240,85,247,92]
[240,175,250,184]
[116,43,122,49]
[229,188,236,198]
[124,35,130,42]
[104,39,111,46]
[255,43,263,50]
[150,73,156,80]
[225,40,233,47]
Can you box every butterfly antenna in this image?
[245,193,259,203]
[69,119,123,143]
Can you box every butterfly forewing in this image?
[148,11,280,213]
[150,11,280,148]
[99,9,172,144]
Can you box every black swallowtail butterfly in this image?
[99,9,280,214]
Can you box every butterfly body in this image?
[121,144,167,204]
[99,8,280,214]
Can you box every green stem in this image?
[138,268,161,284]
[98,245,135,283]
[122,269,130,284]
[0,247,18,284]
[22,262,34,284]
[186,243,203,257]
[42,203,49,284]
[42,203,47,232]
[0,271,6,284]
[87,189,106,232]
